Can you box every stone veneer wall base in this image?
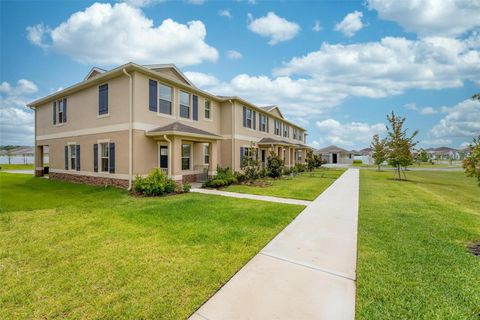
[49,172,129,189]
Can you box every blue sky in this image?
[1,0,479,149]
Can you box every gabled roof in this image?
[317,145,351,153]
[143,64,195,87]
[260,105,284,119]
[426,146,458,152]
[146,122,221,140]
[84,67,106,81]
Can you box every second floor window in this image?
[180,91,190,118]
[274,120,281,136]
[159,84,172,115]
[205,100,211,119]
[98,84,108,115]
[259,114,268,132]
[53,98,67,125]
[283,124,289,138]
[243,107,256,129]
[293,128,298,140]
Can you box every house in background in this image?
[316,145,353,164]
[426,147,462,161]
[27,62,309,189]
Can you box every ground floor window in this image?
[297,151,302,161]
[101,142,109,172]
[182,144,191,170]
[204,144,209,165]
[69,144,76,170]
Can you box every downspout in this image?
[163,135,172,178]
[229,99,235,170]
[123,69,133,190]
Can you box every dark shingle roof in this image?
[317,145,351,153]
[147,122,220,138]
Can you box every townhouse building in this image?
[28,63,310,189]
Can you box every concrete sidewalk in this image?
[190,187,312,206]
[190,168,360,320]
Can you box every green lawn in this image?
[223,168,345,200]
[0,173,303,319]
[0,164,35,170]
[357,170,480,319]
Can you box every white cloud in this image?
[403,102,417,110]
[367,0,480,37]
[247,12,300,45]
[218,9,232,19]
[119,0,164,7]
[419,106,438,115]
[0,80,38,145]
[429,98,480,140]
[274,35,480,99]
[309,140,320,149]
[314,119,386,149]
[226,50,243,60]
[421,138,453,146]
[26,2,218,67]
[184,71,219,87]
[334,11,364,37]
[312,20,322,32]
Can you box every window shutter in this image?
[76,145,80,171]
[253,111,256,130]
[192,95,198,121]
[93,144,98,172]
[243,106,246,127]
[240,147,244,167]
[149,80,158,112]
[53,101,56,125]
[99,84,108,115]
[63,98,67,123]
[64,146,68,170]
[267,116,269,132]
[109,142,115,173]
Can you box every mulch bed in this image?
[467,242,480,256]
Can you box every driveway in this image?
[190,168,359,320]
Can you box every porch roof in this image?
[257,138,311,149]
[145,122,222,140]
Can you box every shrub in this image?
[353,159,363,164]
[133,169,177,196]
[294,163,306,173]
[283,167,293,176]
[266,151,284,178]
[203,167,238,188]
[182,182,191,193]
[241,145,260,181]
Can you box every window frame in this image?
[98,83,109,116]
[159,82,173,115]
[68,142,76,170]
[100,142,110,173]
[259,114,267,132]
[245,108,252,129]
[204,144,210,165]
[181,143,191,170]
[204,100,211,120]
[274,120,281,136]
[58,99,64,124]
[179,91,191,119]
[283,123,289,138]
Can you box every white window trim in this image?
[203,100,212,121]
[98,139,111,173]
[158,81,174,117]
[97,83,109,117]
[203,143,210,165]
[55,98,67,126]
[181,142,193,171]
[179,90,192,120]
[67,142,76,171]
[245,107,253,129]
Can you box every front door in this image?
[332,153,338,164]
[261,150,266,164]
[160,146,168,169]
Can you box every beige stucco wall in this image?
[36,75,130,137]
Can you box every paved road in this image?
[190,168,359,320]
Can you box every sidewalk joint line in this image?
[259,252,356,281]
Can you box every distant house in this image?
[426,147,461,161]
[316,145,353,164]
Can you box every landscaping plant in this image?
[266,150,284,178]
[241,145,260,181]
[463,135,480,186]
[370,134,388,171]
[133,168,179,196]
[306,149,316,171]
[385,111,418,180]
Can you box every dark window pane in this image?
[182,158,190,170]
[159,84,172,101]
[180,91,190,106]
[180,105,190,118]
[159,99,171,115]
[102,158,109,172]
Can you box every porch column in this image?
[208,141,218,176]
[34,145,44,177]
[171,136,182,181]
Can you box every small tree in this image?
[241,144,259,181]
[370,134,387,171]
[418,148,429,163]
[305,149,316,171]
[385,111,418,180]
[463,136,480,186]
[266,150,284,178]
